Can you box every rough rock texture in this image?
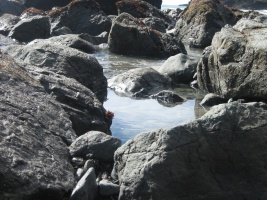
[113,102,267,200]
[70,168,97,200]
[69,131,122,162]
[174,0,237,48]
[5,42,107,102]
[116,0,172,27]
[223,0,267,10]
[24,0,72,11]
[9,16,50,42]
[197,18,267,101]
[49,0,112,36]
[108,67,172,98]
[0,53,76,200]
[142,17,166,33]
[32,34,96,54]
[0,14,20,36]
[108,13,186,58]
[0,0,25,16]
[156,53,199,84]
[200,93,227,107]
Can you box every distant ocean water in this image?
[161,4,187,10]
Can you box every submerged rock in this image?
[151,90,184,107]
[113,102,267,199]
[197,18,267,101]
[108,67,172,98]
[174,0,237,48]
[108,13,186,58]
[0,53,76,200]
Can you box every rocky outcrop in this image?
[112,102,267,200]
[116,0,172,28]
[108,13,186,58]
[223,0,267,10]
[0,0,25,16]
[0,53,76,200]
[197,18,267,102]
[108,67,172,98]
[156,53,199,84]
[174,0,237,48]
[5,41,107,102]
[9,16,50,42]
[0,14,20,36]
[49,0,112,36]
[69,131,122,162]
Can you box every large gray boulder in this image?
[174,0,237,48]
[5,42,107,102]
[113,102,267,200]
[69,131,122,162]
[108,67,172,98]
[0,53,76,199]
[197,18,267,101]
[156,53,199,84]
[32,34,96,54]
[108,13,186,58]
[49,0,112,36]
[9,16,50,42]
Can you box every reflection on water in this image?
[95,47,207,143]
[104,89,197,143]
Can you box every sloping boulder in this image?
[113,102,267,200]
[108,13,186,58]
[197,18,267,101]
[0,53,76,200]
[156,53,199,84]
[49,0,112,36]
[9,16,50,42]
[174,0,237,48]
[5,42,107,102]
[108,67,172,98]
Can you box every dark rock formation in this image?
[79,32,109,45]
[0,53,76,200]
[49,0,112,36]
[69,131,122,162]
[108,67,172,98]
[5,42,107,102]
[112,102,267,200]
[0,0,25,16]
[24,0,72,11]
[9,16,50,42]
[197,18,267,101]
[108,13,186,58]
[174,0,237,48]
[0,14,20,36]
[223,0,267,10]
[156,53,199,84]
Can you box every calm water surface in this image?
[94,48,206,143]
